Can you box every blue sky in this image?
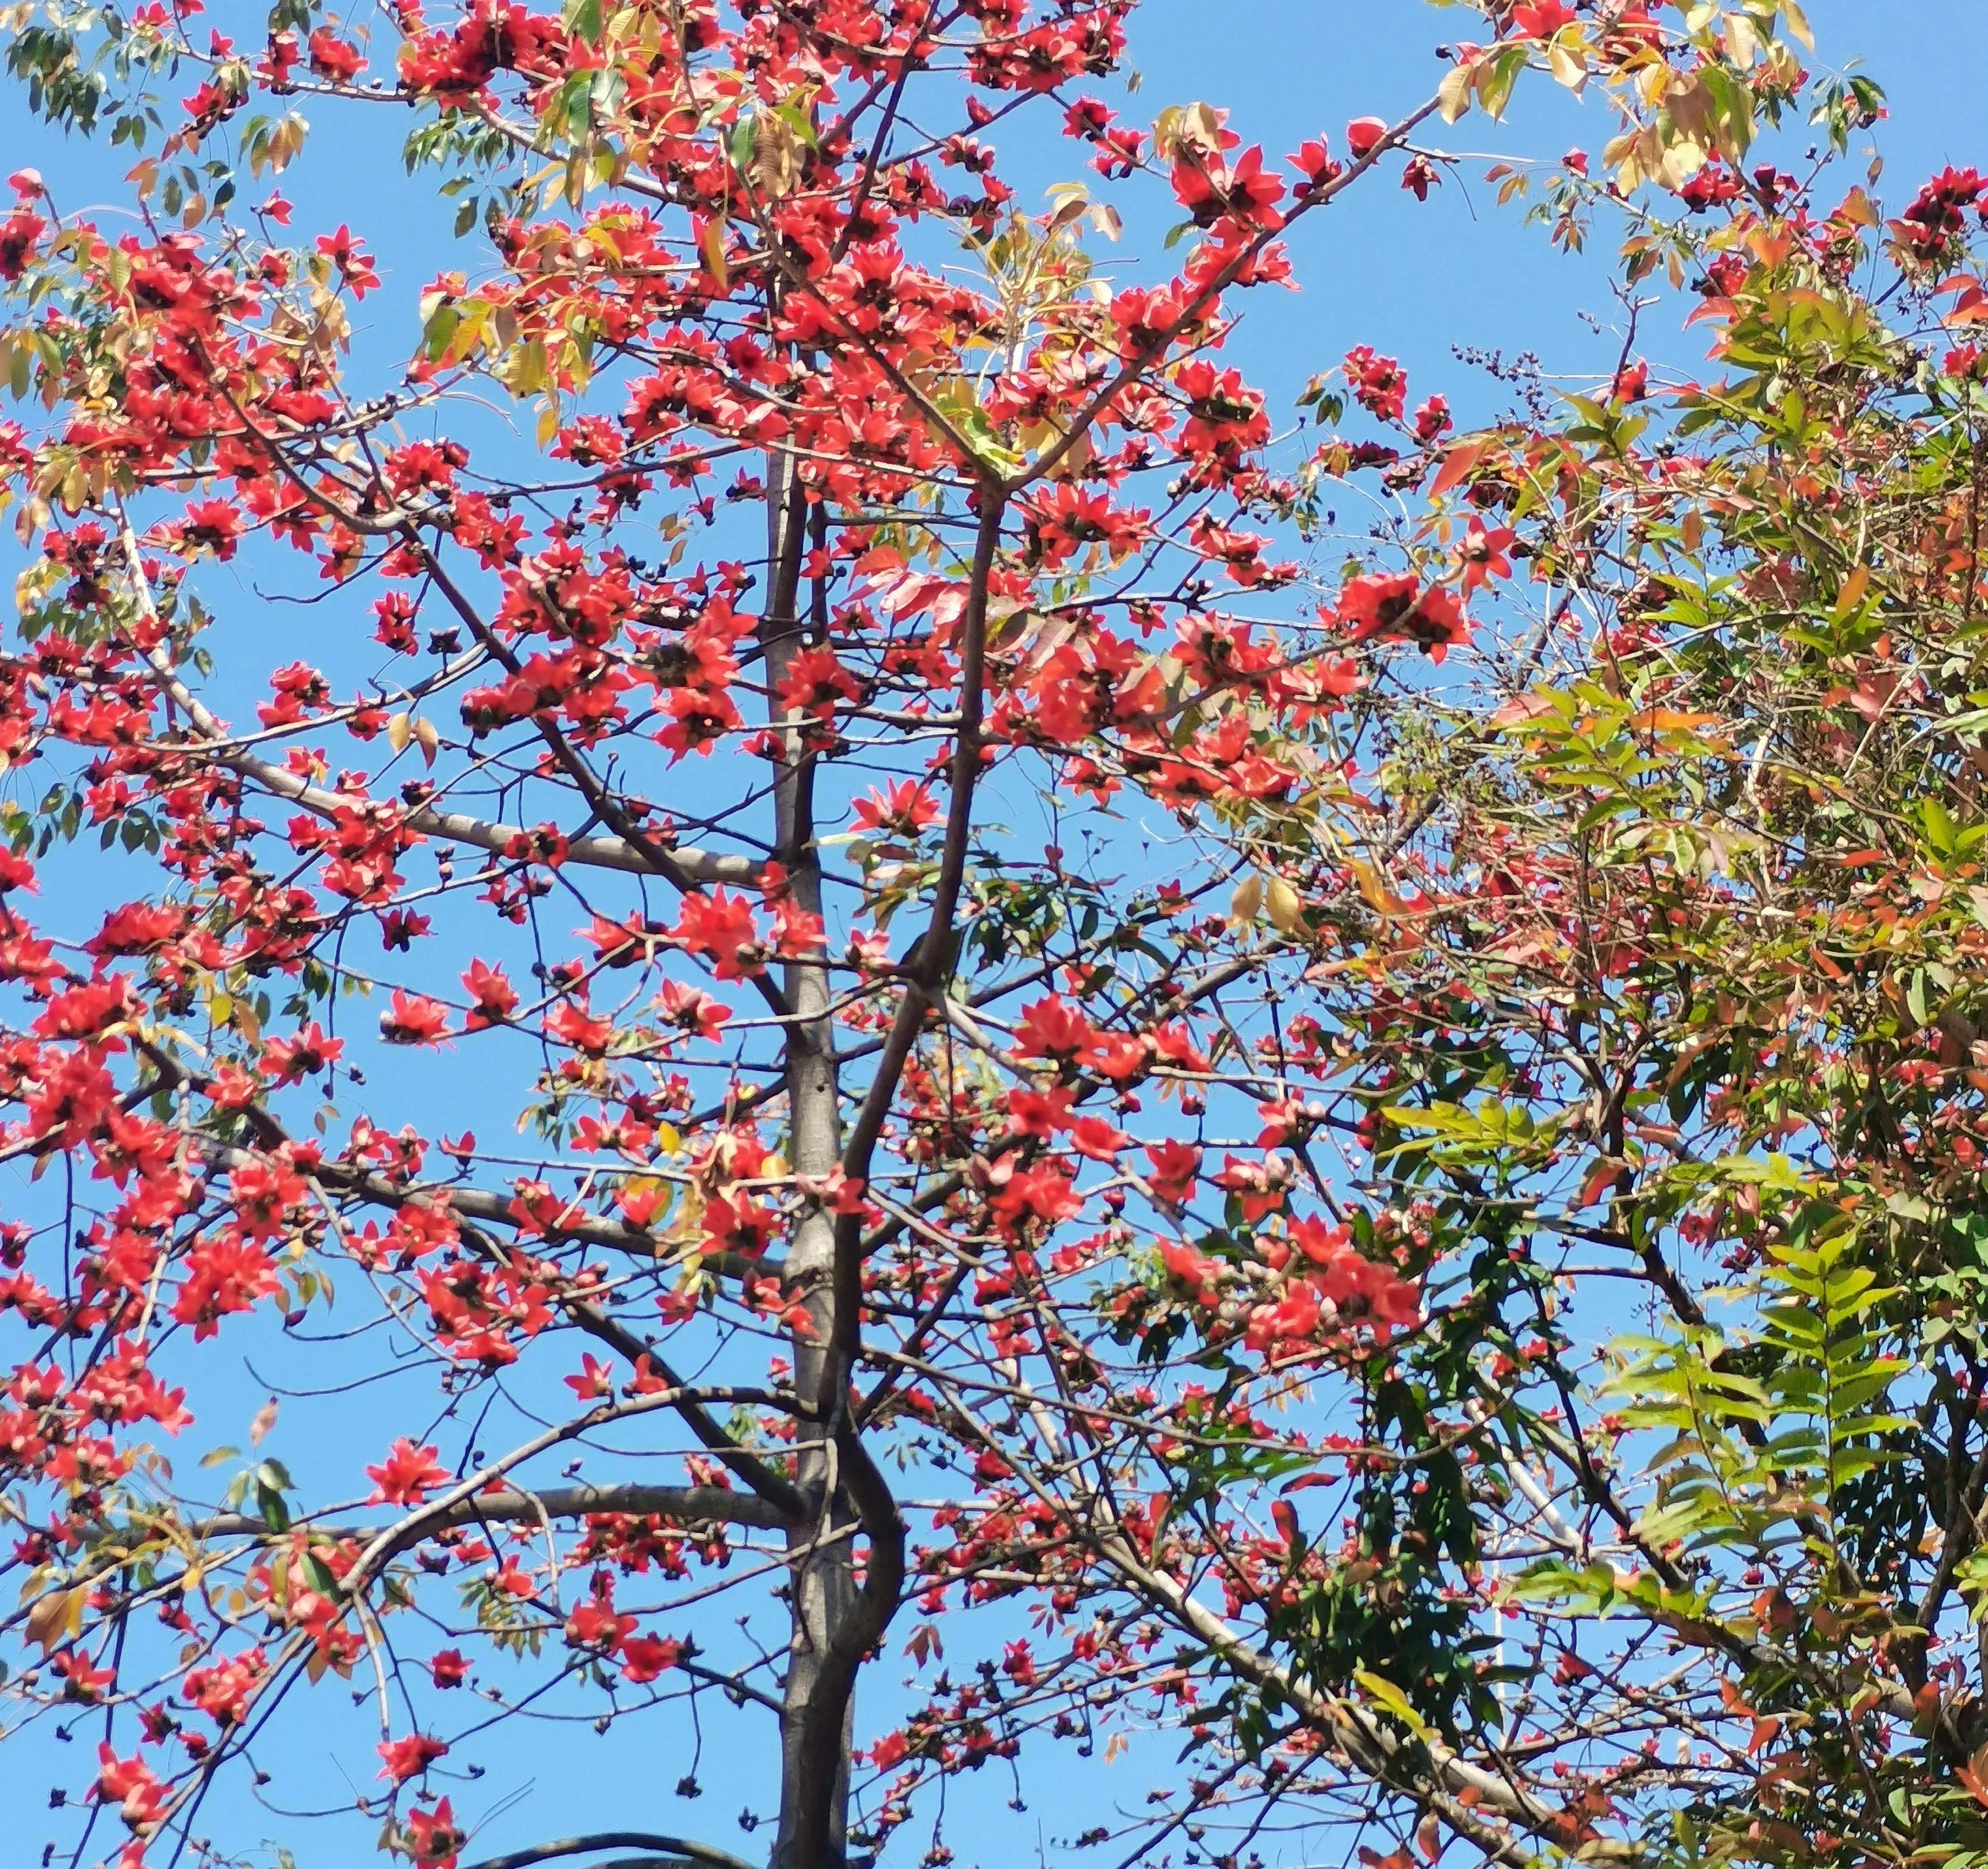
[4,2,1985,1866]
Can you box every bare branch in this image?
[463,1834,758,1869]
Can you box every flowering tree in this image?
[7,3,1985,1869]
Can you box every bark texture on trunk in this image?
[762,453,855,1869]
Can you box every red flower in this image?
[655,979,731,1043]
[700,1191,778,1260]
[377,1732,448,1783]
[1069,1114,1131,1162]
[461,958,518,1027]
[1340,573,1471,662]
[96,1745,167,1829]
[0,208,44,280]
[1159,1238,1222,1300]
[565,1590,635,1651]
[171,1236,281,1339]
[671,889,764,980]
[380,988,452,1046]
[183,1646,267,1723]
[1457,520,1515,594]
[775,644,860,724]
[180,500,246,559]
[315,225,380,297]
[1015,995,1096,1062]
[1171,143,1284,232]
[307,25,366,79]
[1144,1139,1203,1207]
[1344,345,1408,423]
[1510,0,1577,37]
[259,1022,345,1085]
[56,1650,118,1700]
[1022,482,1152,568]
[88,900,185,955]
[1289,137,1343,191]
[545,996,613,1054]
[404,1799,467,1869]
[1345,117,1388,160]
[1108,284,1190,363]
[366,1438,449,1505]
[620,1632,685,1682]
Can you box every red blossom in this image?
[377,1733,449,1783]
[620,1633,685,1682]
[380,988,453,1045]
[366,1438,450,1505]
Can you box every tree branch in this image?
[464,1834,758,1869]
[196,1481,794,1547]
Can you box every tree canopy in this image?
[7,6,1988,1869]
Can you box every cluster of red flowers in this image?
[1898,165,1988,263]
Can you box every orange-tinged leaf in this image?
[1837,185,1879,228]
[1947,289,1988,328]
[1630,708,1724,735]
[1834,563,1870,618]
[1961,1745,1988,1809]
[1431,437,1489,499]
[699,217,728,293]
[1577,1155,1626,1209]
[1747,225,1795,266]
[1345,860,1406,918]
